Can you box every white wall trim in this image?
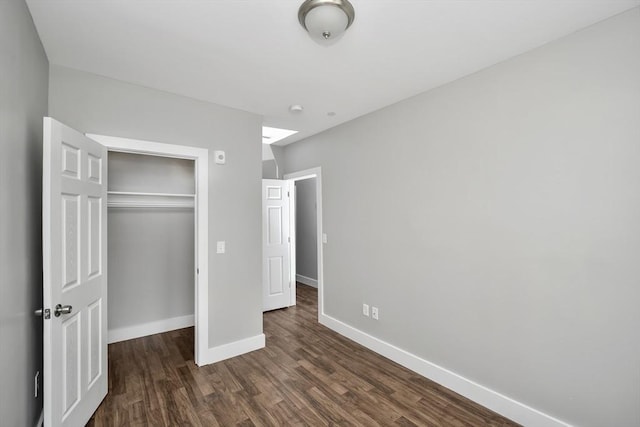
[200,334,266,365]
[86,133,209,366]
[296,274,318,288]
[284,168,323,319]
[108,314,195,344]
[319,313,571,427]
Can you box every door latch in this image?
[35,308,51,319]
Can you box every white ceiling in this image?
[26,0,640,145]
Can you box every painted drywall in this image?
[262,144,275,161]
[0,0,48,425]
[108,151,195,194]
[262,160,278,179]
[282,9,640,427]
[270,145,285,178]
[107,152,194,331]
[262,144,278,178]
[262,144,283,179]
[48,65,263,349]
[295,178,317,281]
[108,210,194,330]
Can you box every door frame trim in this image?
[283,167,323,318]
[87,134,209,366]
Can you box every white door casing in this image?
[262,179,292,311]
[289,184,297,307]
[43,118,108,426]
[87,133,209,366]
[283,168,323,319]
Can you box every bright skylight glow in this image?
[262,126,298,144]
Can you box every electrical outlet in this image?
[372,307,379,320]
[362,303,370,317]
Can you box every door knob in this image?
[54,304,73,317]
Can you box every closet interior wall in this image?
[107,151,195,341]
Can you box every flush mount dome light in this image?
[298,0,355,42]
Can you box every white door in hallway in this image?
[262,179,293,311]
[43,118,108,426]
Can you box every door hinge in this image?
[288,236,290,243]
[197,268,199,274]
[287,191,290,197]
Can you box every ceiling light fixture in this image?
[298,0,355,43]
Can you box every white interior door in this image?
[263,179,293,311]
[43,118,108,426]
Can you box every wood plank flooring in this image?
[88,284,519,426]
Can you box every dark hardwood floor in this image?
[88,284,519,426]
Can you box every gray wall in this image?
[107,152,194,331]
[295,178,317,281]
[0,0,48,425]
[270,146,285,178]
[262,160,278,179]
[108,151,195,194]
[282,9,640,427]
[262,144,281,179]
[49,65,263,348]
[108,210,194,330]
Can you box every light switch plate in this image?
[362,303,370,317]
[322,233,327,244]
[216,241,226,253]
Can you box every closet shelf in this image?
[107,191,195,209]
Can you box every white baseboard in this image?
[108,314,194,344]
[296,274,318,288]
[36,409,43,427]
[319,314,570,427]
[200,333,265,365]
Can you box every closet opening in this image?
[88,133,209,366]
[107,151,195,357]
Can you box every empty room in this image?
[1,0,639,426]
